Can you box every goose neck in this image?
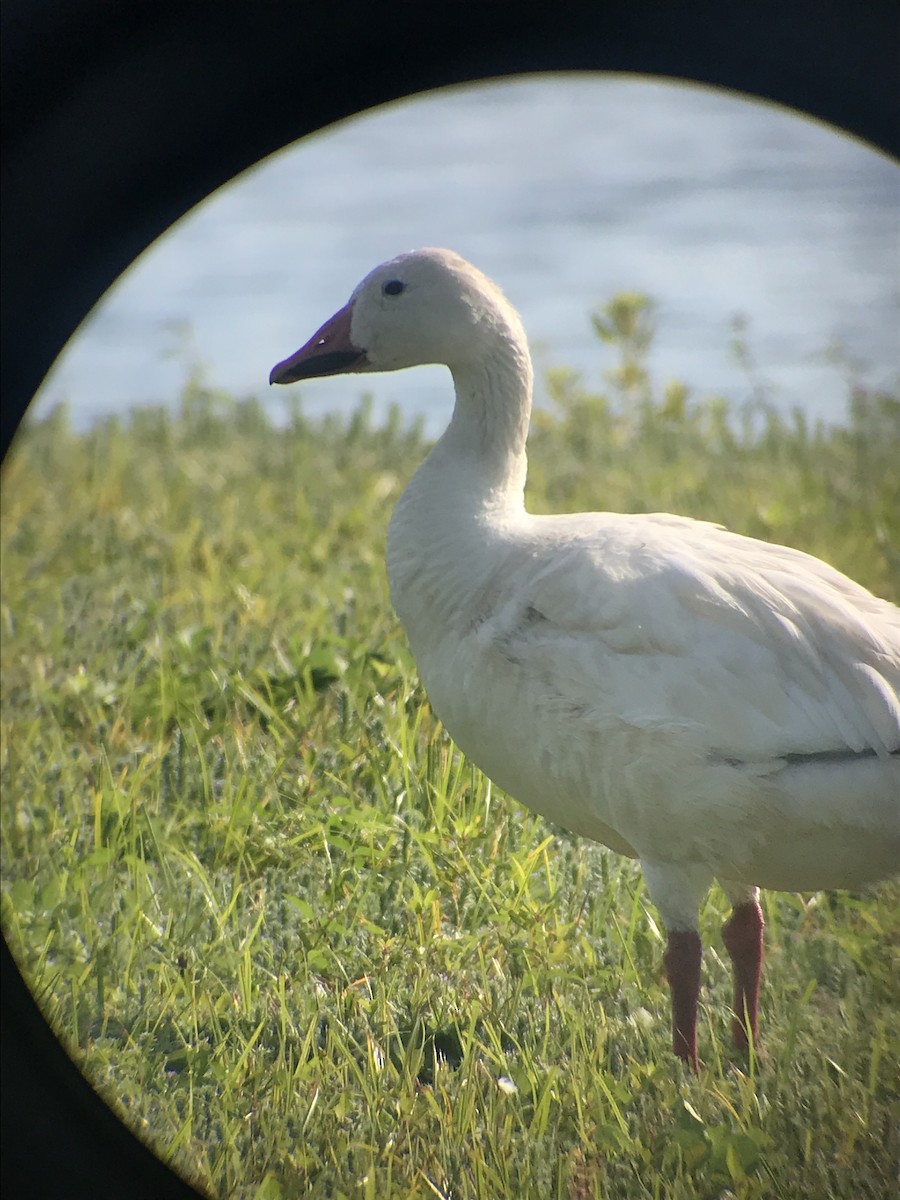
[438,341,532,504]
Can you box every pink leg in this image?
[663,930,703,1071]
[721,900,765,1050]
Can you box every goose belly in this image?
[410,632,900,891]
[412,631,641,858]
[735,756,900,891]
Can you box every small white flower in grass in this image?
[496,1075,518,1095]
[630,1006,654,1031]
[367,1036,385,1071]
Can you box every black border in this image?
[2,2,897,1195]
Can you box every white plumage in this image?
[271,247,900,1068]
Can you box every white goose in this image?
[271,248,900,1069]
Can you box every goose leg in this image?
[642,861,712,1071]
[719,881,764,1050]
[663,930,703,1069]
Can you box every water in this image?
[30,74,899,433]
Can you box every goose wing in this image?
[484,512,900,764]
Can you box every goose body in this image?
[271,248,900,1067]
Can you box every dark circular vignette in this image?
[1,1,897,1196]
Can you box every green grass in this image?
[2,302,899,1199]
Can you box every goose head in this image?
[269,247,527,385]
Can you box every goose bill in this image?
[269,302,368,384]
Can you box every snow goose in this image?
[270,248,900,1069]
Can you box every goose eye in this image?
[383,279,405,297]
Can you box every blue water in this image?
[31,74,899,433]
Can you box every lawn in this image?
[2,301,899,1199]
